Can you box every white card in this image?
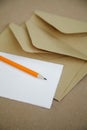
[0,52,63,109]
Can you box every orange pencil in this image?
[0,55,47,80]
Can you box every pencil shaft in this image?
[0,56,38,77]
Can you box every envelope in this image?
[26,10,87,61]
[60,62,87,100]
[0,12,87,101]
[0,24,61,60]
[25,10,87,100]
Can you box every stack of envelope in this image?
[0,10,87,101]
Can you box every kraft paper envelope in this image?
[26,10,87,61]
[25,10,87,100]
[60,62,87,100]
[0,22,87,101]
[56,61,87,100]
[11,23,87,101]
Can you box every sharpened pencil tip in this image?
[44,78,47,80]
[38,74,47,80]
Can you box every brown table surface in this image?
[0,0,87,130]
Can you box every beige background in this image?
[0,0,87,130]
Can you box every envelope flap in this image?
[26,15,87,61]
[35,10,87,34]
[9,23,44,53]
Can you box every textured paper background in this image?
[0,0,87,130]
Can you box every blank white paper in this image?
[0,52,63,109]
